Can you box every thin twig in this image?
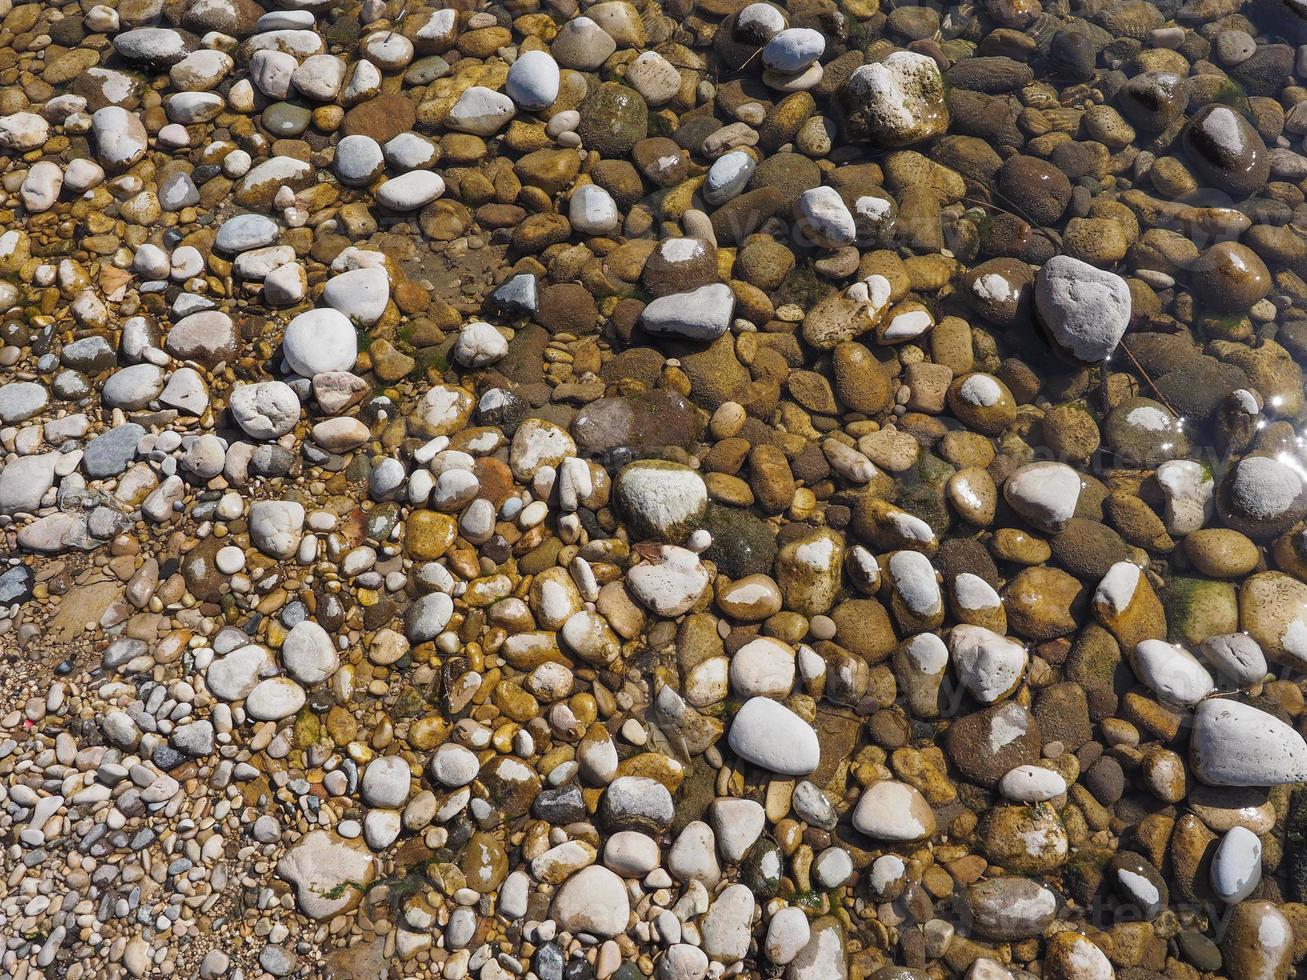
[1116,340,1180,418]
[386,0,410,42]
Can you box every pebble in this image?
[506,50,561,111]
[1191,699,1307,786]
[727,697,820,775]
[639,284,737,341]
[282,308,358,377]
[376,171,446,211]
[1034,256,1131,363]
[551,866,630,937]
[1211,825,1262,903]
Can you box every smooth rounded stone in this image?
[614,460,707,543]
[0,381,49,423]
[323,267,389,327]
[206,644,274,701]
[700,883,755,962]
[640,283,736,340]
[659,944,709,980]
[1130,640,1215,707]
[1199,633,1267,687]
[709,798,765,862]
[568,184,620,235]
[727,697,820,775]
[888,550,942,623]
[21,161,63,212]
[561,610,621,666]
[1222,902,1293,980]
[1191,698,1307,786]
[794,186,856,249]
[626,51,681,106]
[627,545,710,617]
[16,513,89,554]
[400,54,448,87]
[1003,462,1081,533]
[1182,104,1270,198]
[949,625,1027,703]
[998,764,1067,802]
[578,82,648,157]
[1104,397,1187,466]
[113,27,196,65]
[283,309,357,377]
[361,755,410,809]
[735,2,786,41]
[455,832,508,896]
[1217,456,1307,540]
[729,637,795,698]
[506,49,560,111]
[603,831,661,876]
[280,620,339,685]
[376,171,446,210]
[668,821,720,886]
[333,134,385,185]
[964,878,1058,940]
[766,907,811,966]
[841,51,948,145]
[945,698,1041,787]
[258,945,296,979]
[370,461,405,503]
[1034,255,1131,363]
[249,500,305,558]
[447,86,516,135]
[92,106,149,170]
[229,381,300,439]
[291,54,345,101]
[182,0,265,36]
[551,866,630,937]
[1157,458,1214,537]
[199,950,231,980]
[551,16,617,70]
[265,263,307,305]
[1211,826,1262,903]
[704,151,756,206]
[0,112,49,151]
[852,779,936,842]
[685,654,730,706]
[418,385,476,438]
[249,49,297,98]
[182,434,226,478]
[84,423,147,478]
[236,155,312,208]
[383,133,438,170]
[599,776,674,834]
[245,677,306,720]
[103,364,165,409]
[276,831,376,920]
[405,592,453,643]
[0,455,56,515]
[1041,933,1112,980]
[785,917,847,980]
[452,321,507,368]
[158,170,200,211]
[762,27,825,73]
[1190,242,1271,313]
[642,236,716,297]
[214,546,246,575]
[443,907,478,950]
[234,245,296,281]
[361,30,413,70]
[166,91,224,124]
